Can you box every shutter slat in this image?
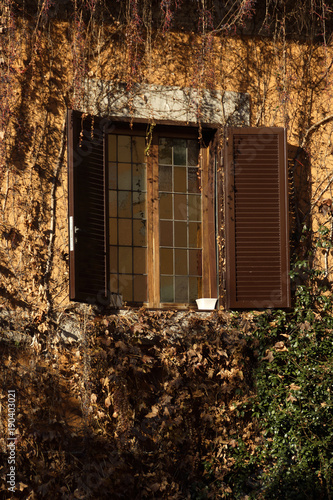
[68,109,109,304]
[225,127,291,309]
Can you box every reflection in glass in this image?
[188,195,201,221]
[133,219,146,246]
[174,167,186,192]
[109,164,117,189]
[118,191,132,218]
[119,247,132,274]
[159,138,173,164]
[134,275,147,302]
[189,249,202,276]
[133,247,147,274]
[159,193,173,219]
[188,167,200,193]
[132,136,145,163]
[188,139,199,166]
[159,165,172,191]
[175,249,187,275]
[133,192,146,219]
[174,194,187,220]
[160,276,174,302]
[118,163,132,190]
[174,221,187,247]
[133,163,146,192]
[160,220,173,247]
[173,139,186,165]
[118,135,131,162]
[118,219,132,246]
[160,248,173,275]
[175,276,188,302]
[118,274,133,302]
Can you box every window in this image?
[68,110,291,309]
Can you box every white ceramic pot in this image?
[196,298,217,310]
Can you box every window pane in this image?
[133,219,146,246]
[159,165,172,191]
[132,136,145,163]
[118,135,131,162]
[118,191,132,218]
[188,139,199,166]
[173,139,186,165]
[175,249,187,275]
[133,163,146,192]
[118,219,132,246]
[189,249,202,276]
[159,193,173,219]
[119,246,132,274]
[188,195,201,221]
[109,246,118,273]
[118,274,133,302]
[174,194,187,220]
[189,222,201,248]
[109,164,117,189]
[188,167,200,193]
[161,276,174,302]
[174,167,186,192]
[118,163,132,190]
[189,276,201,302]
[160,248,173,275]
[160,220,173,247]
[109,218,117,245]
[110,273,118,294]
[175,276,188,302]
[133,192,146,219]
[159,138,173,164]
[133,247,146,274]
[109,190,117,217]
[108,135,117,162]
[133,275,147,302]
[174,221,187,247]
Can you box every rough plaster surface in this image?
[82,80,250,126]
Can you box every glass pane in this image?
[175,249,187,275]
[159,138,173,164]
[118,135,131,162]
[110,273,118,294]
[188,195,201,221]
[133,275,147,302]
[118,191,132,218]
[160,276,174,302]
[188,139,199,166]
[108,135,117,162]
[159,193,173,219]
[119,246,132,274]
[109,190,117,217]
[189,222,201,248]
[173,139,186,165]
[118,219,132,246]
[160,220,173,247]
[189,276,200,303]
[175,276,188,302]
[118,274,133,302]
[109,246,118,273]
[109,164,117,189]
[109,218,117,245]
[174,194,187,220]
[189,249,202,276]
[133,192,146,219]
[118,163,131,191]
[174,167,186,192]
[133,247,146,274]
[188,167,200,193]
[174,221,187,247]
[133,163,146,192]
[159,165,172,191]
[132,136,145,163]
[133,219,146,246]
[160,248,173,275]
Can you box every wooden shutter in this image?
[67,109,109,304]
[225,127,291,309]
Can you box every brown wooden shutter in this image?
[225,127,291,309]
[67,109,109,304]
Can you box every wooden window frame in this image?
[106,122,218,309]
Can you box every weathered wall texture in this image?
[0,6,333,321]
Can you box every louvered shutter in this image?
[225,127,291,309]
[67,109,109,303]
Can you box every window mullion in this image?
[147,140,160,307]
